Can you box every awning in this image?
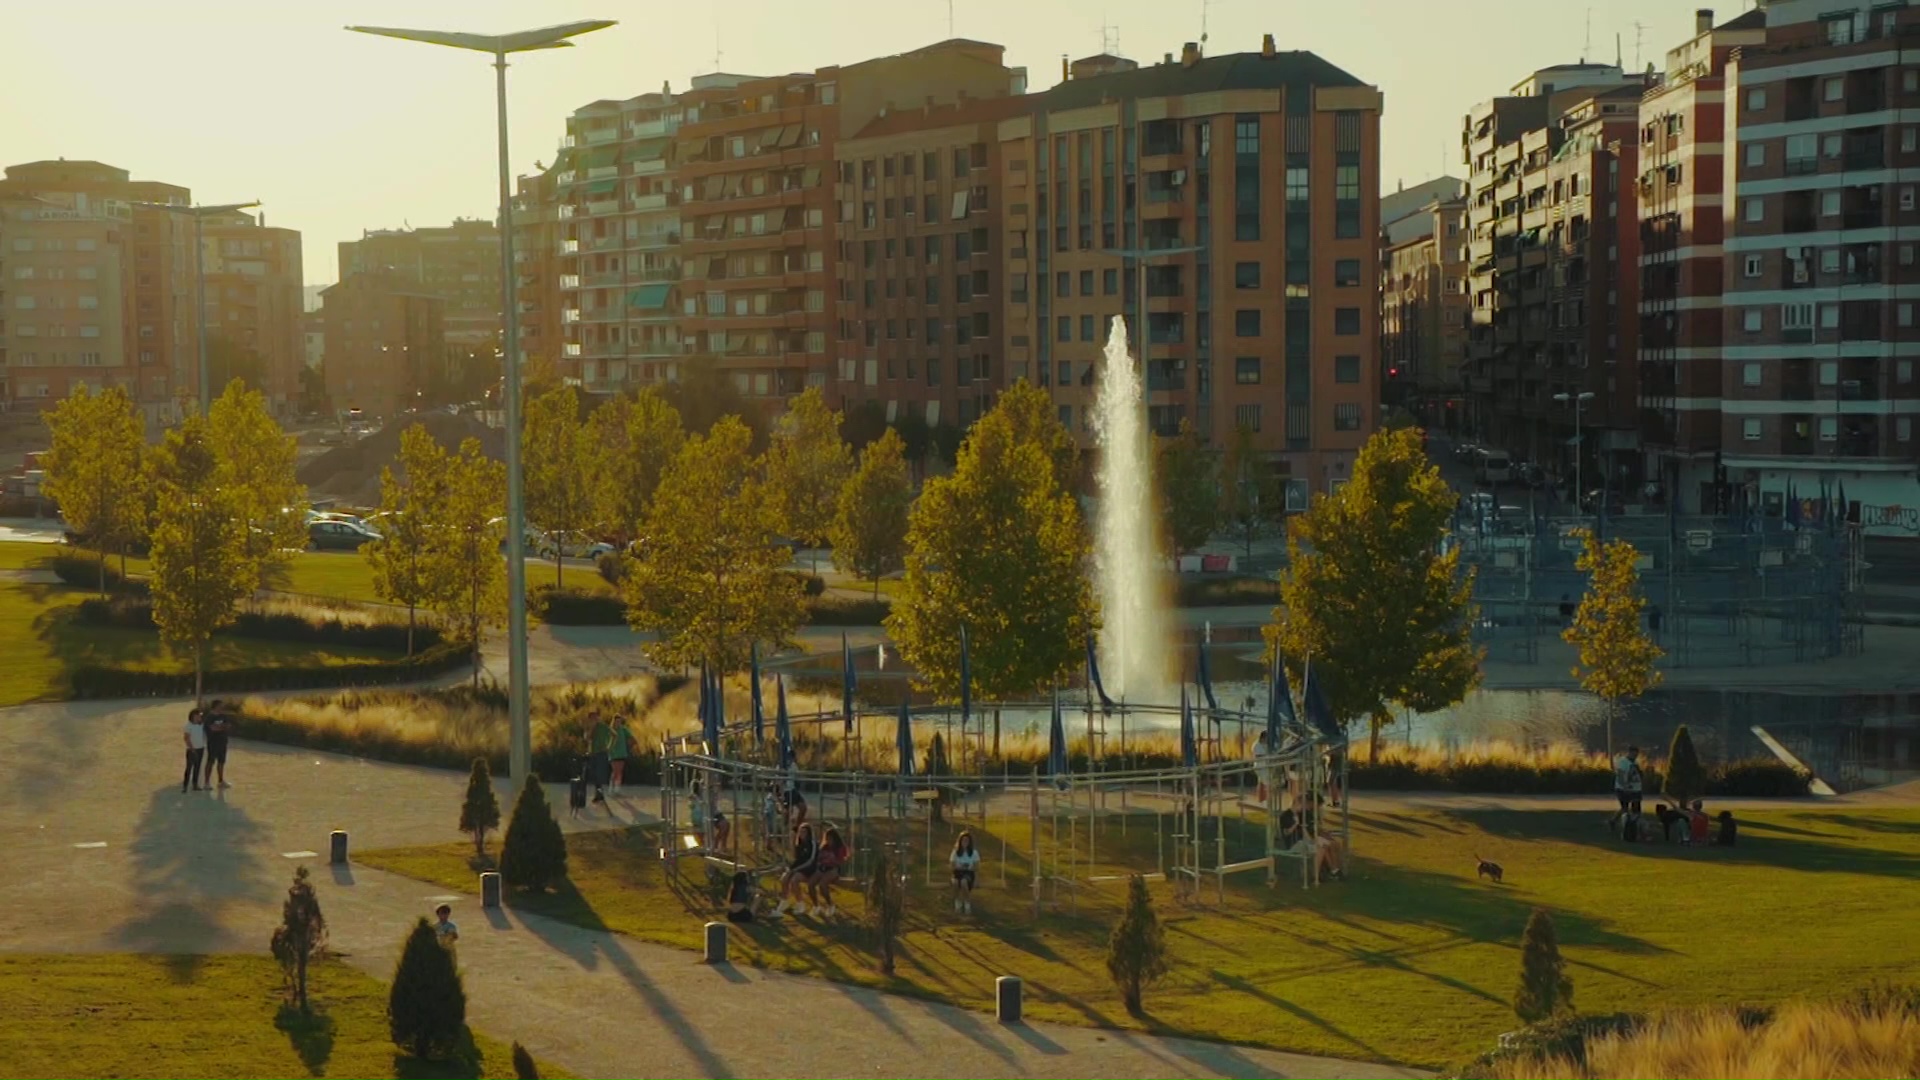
[777,124,803,149]
[622,138,669,163]
[585,180,618,196]
[587,146,618,168]
[703,176,724,200]
[801,165,821,188]
[627,284,671,311]
[758,127,782,150]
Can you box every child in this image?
[1686,799,1712,846]
[950,831,981,914]
[433,904,459,944]
[773,823,817,917]
[1715,810,1738,847]
[808,826,851,918]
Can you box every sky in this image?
[0,0,1714,287]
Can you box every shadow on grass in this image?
[274,1004,336,1076]
[1208,969,1388,1060]
[112,785,275,977]
[393,1029,484,1080]
[1816,812,1916,837]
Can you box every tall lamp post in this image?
[1101,242,1205,403]
[130,200,260,414]
[348,19,615,785]
[1553,390,1596,510]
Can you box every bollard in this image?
[996,976,1023,1024]
[329,831,349,865]
[703,921,728,964]
[480,871,502,909]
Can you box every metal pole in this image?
[496,52,533,785]
[194,211,209,413]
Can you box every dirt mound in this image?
[298,412,504,507]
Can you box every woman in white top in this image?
[949,831,981,914]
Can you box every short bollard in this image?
[329,831,349,865]
[703,922,728,964]
[996,976,1023,1024]
[480,871,502,909]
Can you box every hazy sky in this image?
[1,0,1707,286]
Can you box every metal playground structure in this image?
[656,639,1352,917]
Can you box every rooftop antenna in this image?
[944,0,954,38]
[1102,19,1121,56]
[1582,7,1592,63]
[712,15,722,71]
[1200,0,1211,48]
[1633,22,1648,73]
[1616,32,1623,70]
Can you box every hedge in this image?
[71,596,444,652]
[69,640,471,699]
[1347,756,1809,797]
[805,593,890,626]
[49,551,148,596]
[1176,575,1282,608]
[530,585,627,626]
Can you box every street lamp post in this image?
[1101,243,1205,406]
[130,200,260,414]
[1554,390,1596,510]
[348,19,615,785]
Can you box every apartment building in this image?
[318,273,445,419]
[1380,178,1468,420]
[337,220,499,349]
[509,162,568,378]
[201,210,305,414]
[1716,0,1920,514]
[1638,9,1768,508]
[1008,37,1384,498]
[0,160,201,425]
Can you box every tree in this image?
[868,849,906,975]
[148,415,253,704]
[388,917,467,1061]
[208,379,307,590]
[1514,907,1574,1024]
[41,384,146,595]
[659,363,765,445]
[207,336,266,394]
[428,438,506,687]
[1105,875,1168,1015]
[499,776,568,892]
[1218,424,1280,561]
[842,398,889,453]
[1266,427,1481,759]
[269,865,327,1012]
[831,428,912,597]
[1156,420,1217,562]
[889,391,1095,713]
[1664,724,1706,808]
[765,387,853,570]
[366,424,451,656]
[523,384,600,589]
[993,379,1079,493]
[1563,529,1664,757]
[623,416,804,674]
[890,412,932,479]
[459,757,502,859]
[587,388,684,548]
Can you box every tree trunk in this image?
[295,951,308,1012]
[872,575,880,599]
[195,641,206,707]
[555,551,563,590]
[1368,711,1383,762]
[407,605,416,658]
[992,707,1001,758]
[97,547,108,597]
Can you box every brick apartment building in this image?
[509,162,567,378]
[1380,177,1468,420]
[318,273,445,419]
[201,210,305,415]
[337,220,499,350]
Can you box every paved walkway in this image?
[0,696,1423,1079]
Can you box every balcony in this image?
[630,192,671,212]
[1146,360,1185,392]
[1784,156,1819,177]
[586,199,621,217]
[584,127,619,145]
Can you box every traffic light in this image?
[1387,366,1401,379]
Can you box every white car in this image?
[535,530,616,560]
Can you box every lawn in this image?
[270,552,610,607]
[357,805,1920,1070]
[0,954,558,1079]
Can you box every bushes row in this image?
[532,580,888,627]
[71,596,444,653]
[806,592,890,626]
[1347,755,1808,797]
[69,641,471,699]
[1176,575,1282,608]
[49,550,148,595]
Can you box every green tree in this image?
[831,428,913,598]
[889,392,1095,713]
[148,415,253,704]
[1664,724,1706,808]
[459,757,502,859]
[207,335,266,393]
[499,777,568,892]
[1218,424,1280,561]
[1266,426,1481,758]
[587,387,684,548]
[207,379,307,590]
[1563,529,1664,756]
[1106,874,1169,1015]
[765,387,853,570]
[1156,420,1217,561]
[868,849,907,976]
[365,424,451,655]
[388,917,467,1061]
[890,412,932,478]
[1514,907,1574,1024]
[41,384,146,595]
[623,416,804,674]
[269,865,327,1013]
[523,384,600,589]
[993,379,1079,493]
[659,363,766,445]
[428,438,506,687]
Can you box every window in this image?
[1906,245,1918,266]
[1743,363,1762,387]
[1745,143,1765,168]
[1746,88,1766,111]
[1056,316,1071,342]
[1900,302,1915,328]
[1743,418,1762,441]
[1783,302,1815,330]
[1079,270,1094,295]
[1333,403,1361,431]
[1824,77,1845,102]
[1745,198,1764,223]
[1079,315,1096,342]
[1820,360,1840,385]
[1744,308,1764,332]
[1902,187,1916,211]
[1335,355,1360,383]
[1821,191,1841,217]
[1235,310,1261,336]
[1102,269,1118,295]
[1235,357,1261,384]
[1905,128,1918,153]
[1234,262,1261,289]
[1901,418,1914,443]
[1821,248,1841,273]
[923,151,938,178]
[1744,254,1763,278]
[1285,167,1308,205]
[1058,405,1072,429]
[1057,361,1072,385]
[1820,304,1840,329]
[1909,70,1920,92]
[1824,133,1843,159]
[1901,360,1915,384]
[1819,416,1838,441]
[1234,117,1259,154]
[1334,307,1361,335]
[1335,259,1361,287]
[1234,403,1261,432]
[1056,271,1070,298]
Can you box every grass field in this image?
[357,806,1920,1069]
[0,954,558,1079]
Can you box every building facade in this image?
[510,162,568,379]
[337,220,499,349]
[202,211,305,414]
[318,274,446,419]
[1380,179,1468,421]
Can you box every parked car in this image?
[308,519,380,551]
[534,530,615,561]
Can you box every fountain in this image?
[1091,315,1173,702]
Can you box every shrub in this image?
[1106,874,1168,1016]
[50,550,146,595]
[805,593,889,626]
[499,776,568,892]
[71,595,446,653]
[1664,724,1707,807]
[868,849,906,975]
[530,584,626,626]
[459,757,502,858]
[269,866,327,1012]
[69,640,469,699]
[1515,907,1573,1024]
[1175,575,1282,607]
[1708,758,1809,797]
[388,917,467,1061]
[511,1042,541,1080]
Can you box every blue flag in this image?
[1048,687,1069,778]
[749,643,765,747]
[774,674,793,769]
[1197,637,1220,713]
[1267,650,1297,746]
[1085,635,1115,712]
[1302,663,1342,743]
[700,666,721,755]
[841,632,856,734]
[1179,684,1197,769]
[896,693,916,778]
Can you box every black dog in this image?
[1474,854,1504,884]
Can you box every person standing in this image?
[432,904,459,945]
[586,712,612,805]
[608,715,632,791]
[182,710,208,793]
[203,701,234,789]
[1610,745,1644,832]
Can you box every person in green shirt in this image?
[587,712,613,805]
[609,715,633,791]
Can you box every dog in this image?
[1474,854,1505,884]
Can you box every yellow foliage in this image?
[1561,529,1663,704]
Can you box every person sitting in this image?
[1655,803,1686,843]
[1715,810,1738,847]
[807,826,851,918]
[950,831,981,914]
[1685,799,1712,846]
[772,823,817,917]
[725,870,755,924]
[1278,805,1306,848]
